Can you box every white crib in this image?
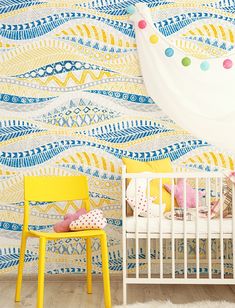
[122,165,235,305]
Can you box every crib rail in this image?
[124,171,225,178]
[122,165,235,305]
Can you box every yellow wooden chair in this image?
[15,176,111,308]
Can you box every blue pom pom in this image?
[126,5,135,14]
[165,48,174,57]
[200,61,210,71]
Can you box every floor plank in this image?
[1,280,235,307]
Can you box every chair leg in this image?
[15,233,27,302]
[123,281,127,306]
[86,238,92,294]
[100,234,111,308]
[37,237,46,308]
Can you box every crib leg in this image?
[123,282,127,306]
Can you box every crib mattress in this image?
[126,216,233,236]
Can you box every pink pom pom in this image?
[223,59,233,69]
[138,20,147,29]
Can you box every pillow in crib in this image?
[223,178,232,216]
[69,209,107,231]
[164,179,204,208]
[122,157,174,212]
[126,176,166,216]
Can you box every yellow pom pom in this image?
[149,34,158,44]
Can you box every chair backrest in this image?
[23,176,90,231]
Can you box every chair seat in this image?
[28,229,105,240]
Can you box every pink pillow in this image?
[69,209,107,231]
[164,179,204,208]
[53,208,87,232]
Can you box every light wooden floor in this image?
[1,278,235,308]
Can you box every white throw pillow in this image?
[69,209,107,231]
[126,176,166,217]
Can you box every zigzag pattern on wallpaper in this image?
[0,0,235,275]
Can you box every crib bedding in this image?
[126,215,233,235]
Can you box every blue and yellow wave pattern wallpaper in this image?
[0,0,235,275]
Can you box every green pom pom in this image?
[182,57,191,67]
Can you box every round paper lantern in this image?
[126,5,135,14]
[165,48,174,57]
[182,57,191,67]
[200,61,210,71]
[138,20,147,29]
[223,59,233,69]
[149,34,158,44]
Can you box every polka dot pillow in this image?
[69,209,107,231]
[126,177,166,217]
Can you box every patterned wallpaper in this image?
[0,0,235,275]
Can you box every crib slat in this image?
[122,166,127,304]
[147,178,151,279]
[215,175,219,278]
[171,178,175,279]
[135,178,139,279]
[160,178,163,279]
[220,177,224,279]
[183,178,187,279]
[196,177,200,279]
[232,182,235,279]
[207,178,212,280]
